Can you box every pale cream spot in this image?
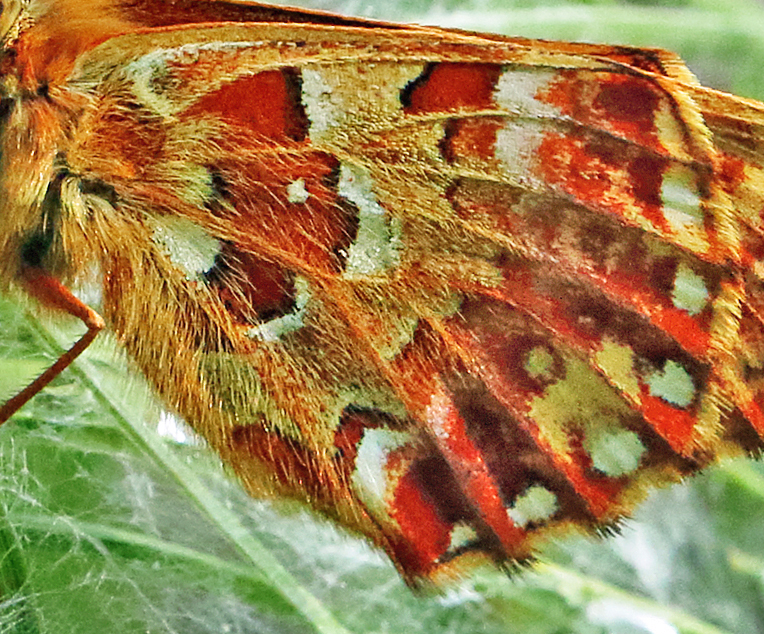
[448,523,479,552]
[528,355,634,458]
[525,345,555,381]
[584,427,645,477]
[246,276,311,342]
[493,67,561,117]
[351,428,413,523]
[672,261,708,315]
[339,162,402,277]
[286,178,310,204]
[661,164,704,231]
[151,216,221,281]
[647,360,695,408]
[594,340,641,400]
[302,68,344,142]
[174,164,216,208]
[377,314,419,361]
[124,50,176,117]
[507,485,558,528]
[654,101,696,163]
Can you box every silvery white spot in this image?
[246,276,311,342]
[447,523,479,552]
[302,68,344,142]
[494,68,561,117]
[426,390,454,442]
[507,485,558,528]
[672,261,708,315]
[584,427,645,477]
[495,121,545,187]
[647,359,695,408]
[660,165,704,231]
[351,428,413,522]
[339,162,402,276]
[151,216,221,281]
[286,178,310,204]
[71,265,104,309]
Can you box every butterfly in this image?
[2,0,764,603]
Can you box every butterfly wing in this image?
[4,3,764,582]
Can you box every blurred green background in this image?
[2,1,764,633]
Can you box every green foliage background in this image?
[2,1,764,632]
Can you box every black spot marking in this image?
[20,232,52,268]
[204,167,231,216]
[282,67,310,142]
[0,98,13,121]
[21,173,65,267]
[80,178,118,205]
[400,63,437,110]
[439,119,459,163]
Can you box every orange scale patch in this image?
[440,117,504,163]
[385,326,532,555]
[205,245,295,326]
[534,129,674,233]
[453,184,715,356]
[565,262,715,358]
[388,462,453,575]
[402,62,504,114]
[496,259,713,375]
[638,390,700,454]
[210,153,357,273]
[537,71,668,154]
[424,389,529,554]
[184,69,308,141]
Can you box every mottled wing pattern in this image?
[7,2,764,583]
